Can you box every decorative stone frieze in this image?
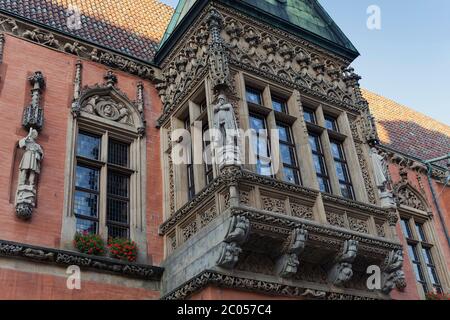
[162,270,377,300]
[0,239,163,280]
[0,13,158,81]
[328,240,359,286]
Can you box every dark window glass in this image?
[107,171,130,239]
[203,125,214,185]
[330,140,354,200]
[108,139,129,167]
[246,87,262,105]
[401,219,413,239]
[185,117,195,200]
[421,247,442,292]
[408,244,428,292]
[277,123,300,184]
[250,114,272,177]
[308,134,330,193]
[75,165,99,191]
[77,132,101,160]
[76,219,97,235]
[272,97,287,113]
[415,223,427,242]
[74,191,98,218]
[303,108,316,124]
[324,116,338,131]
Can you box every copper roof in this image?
[0,0,174,61]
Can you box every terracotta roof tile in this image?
[363,89,450,163]
[0,0,174,61]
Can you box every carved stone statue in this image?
[213,93,238,147]
[381,249,407,294]
[328,240,358,286]
[370,147,389,192]
[217,242,242,269]
[15,128,44,219]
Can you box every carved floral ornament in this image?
[393,182,430,213]
[72,69,146,136]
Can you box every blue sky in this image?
[159,0,450,125]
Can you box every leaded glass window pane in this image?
[74,191,98,218]
[77,132,101,160]
[76,165,99,191]
[108,139,129,167]
[246,87,262,105]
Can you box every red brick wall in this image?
[388,163,450,299]
[0,268,159,300]
[0,34,164,298]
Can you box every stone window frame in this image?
[399,205,450,298]
[162,80,214,215]
[237,72,367,202]
[61,103,148,262]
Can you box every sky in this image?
[159,0,450,126]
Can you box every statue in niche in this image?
[213,93,238,146]
[370,147,396,208]
[370,147,389,192]
[15,128,44,220]
[18,128,43,187]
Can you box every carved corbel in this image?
[327,240,359,286]
[276,228,308,278]
[381,249,406,294]
[217,215,250,269]
[22,71,45,131]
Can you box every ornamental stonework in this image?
[290,202,313,220]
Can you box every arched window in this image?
[395,181,448,297]
[61,68,147,260]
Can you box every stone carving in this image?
[328,240,359,286]
[200,205,217,228]
[182,219,198,243]
[240,191,251,206]
[162,270,376,300]
[212,93,240,167]
[15,128,44,220]
[81,95,133,125]
[0,33,4,66]
[276,228,308,278]
[73,70,146,135]
[22,71,45,131]
[326,211,346,228]
[370,147,397,209]
[381,249,406,294]
[217,215,250,269]
[290,202,313,220]
[0,13,157,82]
[394,184,428,212]
[0,239,163,280]
[262,196,285,214]
[348,216,369,234]
[376,223,386,237]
